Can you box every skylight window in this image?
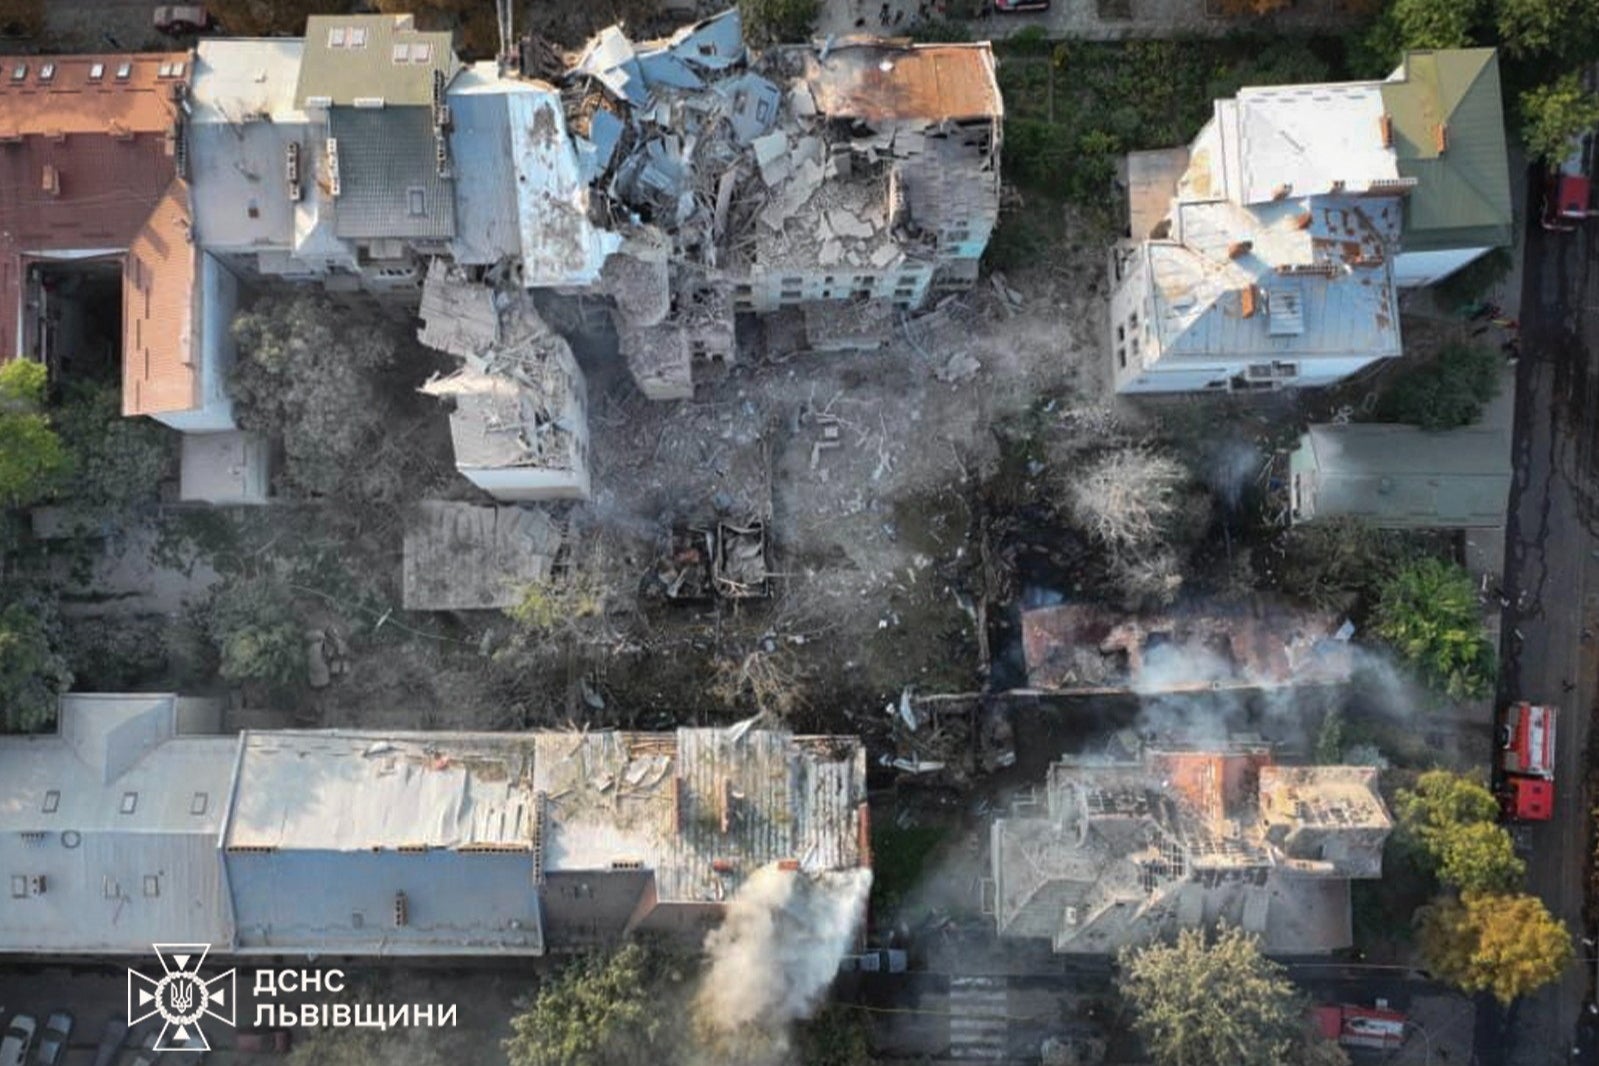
[349,26,368,47]
[329,26,346,47]
[410,43,431,63]
[190,792,208,815]
[119,791,138,814]
[38,63,54,82]
[115,63,132,80]
[41,790,59,814]
[392,43,409,63]
[10,65,26,81]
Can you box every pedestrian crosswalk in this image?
[947,974,1009,1061]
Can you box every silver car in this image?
[0,1015,36,1066]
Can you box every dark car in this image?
[90,1018,128,1066]
[30,1012,71,1066]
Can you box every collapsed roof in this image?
[992,746,1390,954]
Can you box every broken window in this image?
[1116,324,1125,342]
[1117,347,1127,369]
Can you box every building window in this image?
[349,27,368,47]
[88,63,104,80]
[1129,311,1139,331]
[41,790,59,814]
[410,43,431,63]
[392,43,409,62]
[120,792,137,815]
[1116,324,1125,342]
[38,63,54,82]
[329,26,347,46]
[1117,347,1127,369]
[190,792,208,816]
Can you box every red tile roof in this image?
[123,178,197,416]
[0,53,200,417]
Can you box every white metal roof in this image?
[1233,82,1398,205]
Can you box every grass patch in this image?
[871,823,952,914]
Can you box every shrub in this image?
[1376,342,1502,430]
[1373,557,1496,700]
[207,577,305,688]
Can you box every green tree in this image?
[1376,343,1502,430]
[504,943,682,1066]
[207,577,305,688]
[1497,0,1599,56]
[54,381,174,513]
[230,295,402,501]
[1520,74,1599,166]
[1118,926,1303,1066]
[1373,557,1496,700]
[1389,0,1483,48]
[0,360,69,509]
[0,599,71,732]
[1397,771,1525,892]
[737,0,819,45]
[1420,891,1572,1003]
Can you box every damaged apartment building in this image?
[527,10,1004,399]
[1109,48,1511,394]
[990,745,1391,954]
[0,693,868,956]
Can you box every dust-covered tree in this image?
[0,598,71,733]
[1420,891,1572,1003]
[230,295,403,501]
[1395,770,1525,893]
[504,943,687,1066]
[1373,557,1495,700]
[1520,74,1599,166]
[709,644,807,719]
[205,576,306,688]
[0,360,69,509]
[1067,445,1187,555]
[1376,342,1502,430]
[1118,926,1303,1066]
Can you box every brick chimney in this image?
[1378,114,1392,148]
[1434,122,1448,153]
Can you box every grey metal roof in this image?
[329,107,455,240]
[445,63,526,265]
[294,14,456,109]
[0,695,236,954]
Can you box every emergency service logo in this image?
[127,943,237,1052]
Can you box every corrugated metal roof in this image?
[803,42,1003,124]
[445,63,527,265]
[294,14,456,108]
[1381,49,1512,249]
[328,107,454,240]
[123,178,199,416]
[0,695,236,953]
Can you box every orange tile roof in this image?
[123,178,197,416]
[804,42,1003,125]
[0,53,188,138]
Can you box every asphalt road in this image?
[1491,171,1599,1066]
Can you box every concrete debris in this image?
[935,351,982,384]
[523,11,1003,400]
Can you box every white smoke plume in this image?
[692,863,872,1065]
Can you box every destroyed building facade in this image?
[1110,48,1511,394]
[0,694,869,956]
[1019,601,1356,694]
[991,746,1391,954]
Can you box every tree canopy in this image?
[1118,926,1304,1066]
[1421,891,1572,1003]
[206,577,306,689]
[1396,771,1526,892]
[1373,557,1496,700]
[504,943,684,1066]
[0,598,71,733]
[230,295,404,502]
[54,381,174,514]
[1520,74,1599,166]
[0,360,69,510]
[1376,343,1502,431]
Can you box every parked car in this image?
[30,1012,71,1066]
[152,4,213,35]
[234,1029,292,1053]
[0,1015,36,1066]
[993,0,1050,12]
[120,1028,160,1066]
[90,1018,128,1066]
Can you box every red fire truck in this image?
[1498,701,1556,821]
[1543,133,1593,231]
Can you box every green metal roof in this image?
[1380,48,1513,251]
[294,14,457,109]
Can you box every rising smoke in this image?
[691,863,872,1065]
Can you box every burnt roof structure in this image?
[991,747,1390,954]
